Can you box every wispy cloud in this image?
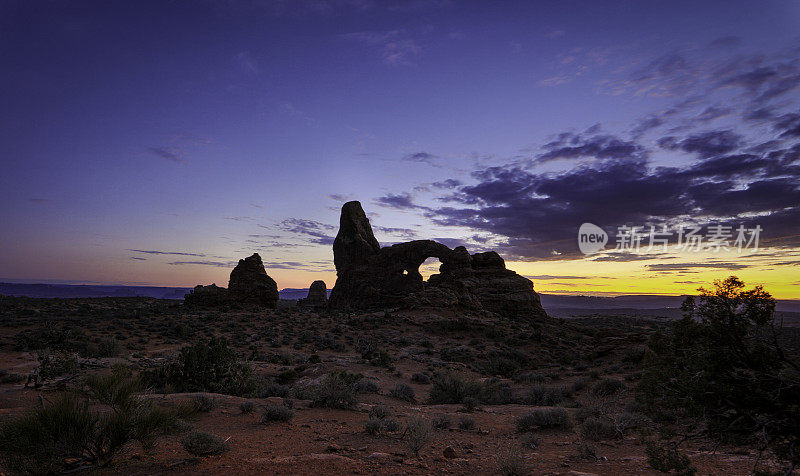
[339,29,421,66]
[168,260,233,267]
[234,51,258,74]
[147,146,187,163]
[128,249,206,257]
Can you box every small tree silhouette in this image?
[639,276,799,473]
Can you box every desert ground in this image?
[0,295,794,475]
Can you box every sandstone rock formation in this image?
[298,280,327,308]
[328,201,546,318]
[184,253,278,308]
[228,253,279,306]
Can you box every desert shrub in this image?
[262,405,294,423]
[239,401,256,414]
[411,372,431,384]
[428,370,482,404]
[526,385,569,406]
[354,379,379,394]
[645,442,696,475]
[0,370,24,384]
[496,447,529,476]
[576,442,598,461]
[615,411,649,434]
[404,418,433,456]
[580,417,619,441]
[461,396,480,412]
[0,370,180,473]
[368,404,391,420]
[143,337,256,396]
[639,277,800,468]
[275,368,298,384]
[259,382,290,398]
[310,371,360,409]
[181,431,229,456]
[574,406,602,423]
[383,418,401,432]
[592,378,624,397]
[516,408,571,432]
[428,371,511,405]
[364,418,383,435]
[622,346,647,364]
[389,383,416,402]
[432,414,451,429]
[36,350,78,381]
[458,416,476,430]
[192,394,216,412]
[570,376,590,393]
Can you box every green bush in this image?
[516,408,571,432]
[0,370,181,473]
[143,337,256,396]
[192,394,216,413]
[592,378,624,397]
[239,401,256,414]
[458,416,476,430]
[428,371,512,405]
[261,405,294,423]
[432,414,451,429]
[364,418,383,435]
[527,385,569,406]
[389,383,416,402]
[580,417,619,441]
[404,418,433,456]
[496,447,529,476]
[368,404,391,420]
[310,371,360,409]
[411,372,430,384]
[645,442,696,475]
[639,277,799,468]
[181,431,229,456]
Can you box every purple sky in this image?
[1,1,799,296]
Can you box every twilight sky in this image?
[2,0,799,298]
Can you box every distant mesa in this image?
[184,253,278,308]
[328,201,547,318]
[298,280,327,308]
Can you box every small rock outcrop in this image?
[327,201,546,318]
[298,280,327,308]
[185,253,278,308]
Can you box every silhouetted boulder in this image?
[298,280,327,308]
[228,253,279,307]
[184,283,231,306]
[328,201,546,318]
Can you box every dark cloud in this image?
[275,218,335,245]
[707,36,742,49]
[130,257,147,261]
[373,225,417,238]
[402,151,438,165]
[168,260,231,267]
[773,111,800,138]
[658,130,743,157]
[525,275,596,280]
[147,147,186,163]
[537,132,645,163]
[375,192,419,209]
[419,122,799,260]
[432,179,462,189]
[645,262,750,271]
[128,249,205,257]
